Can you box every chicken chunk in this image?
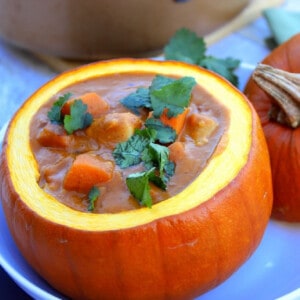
[186,113,218,145]
[86,112,142,144]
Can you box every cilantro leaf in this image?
[164,28,240,86]
[200,56,240,87]
[88,186,100,212]
[146,162,175,191]
[64,100,93,134]
[164,161,175,178]
[48,93,72,124]
[141,142,169,172]
[120,87,151,115]
[150,75,174,91]
[150,76,196,118]
[149,143,175,189]
[115,74,199,207]
[149,143,169,174]
[149,174,167,191]
[113,128,156,168]
[135,127,157,141]
[145,118,176,144]
[141,143,174,191]
[114,129,175,206]
[120,75,196,118]
[126,168,156,208]
[164,28,206,64]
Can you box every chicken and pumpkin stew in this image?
[30,72,227,213]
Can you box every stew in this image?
[30,72,228,213]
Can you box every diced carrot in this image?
[63,153,114,193]
[168,141,185,162]
[149,108,189,134]
[43,157,74,190]
[37,123,71,148]
[61,92,110,117]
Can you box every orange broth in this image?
[30,72,228,213]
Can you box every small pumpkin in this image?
[244,33,300,222]
[0,59,272,299]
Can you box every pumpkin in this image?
[0,59,272,299]
[244,33,300,222]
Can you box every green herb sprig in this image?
[48,94,93,134]
[47,93,72,123]
[114,75,194,208]
[164,28,240,86]
[121,75,196,118]
[88,186,100,212]
[64,100,93,134]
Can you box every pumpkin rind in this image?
[0,59,272,299]
[244,33,300,222]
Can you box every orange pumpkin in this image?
[244,33,300,222]
[0,59,272,299]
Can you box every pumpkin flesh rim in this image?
[3,59,252,231]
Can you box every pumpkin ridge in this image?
[63,232,86,300]
[237,114,263,257]
[105,232,126,300]
[205,205,222,288]
[155,220,168,300]
[273,128,298,218]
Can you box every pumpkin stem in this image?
[252,64,300,128]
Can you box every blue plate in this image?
[1,64,300,300]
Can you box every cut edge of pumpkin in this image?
[4,59,252,231]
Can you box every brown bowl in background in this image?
[0,0,250,60]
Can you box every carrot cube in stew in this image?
[61,92,110,117]
[37,123,71,148]
[160,108,189,134]
[63,153,114,193]
[148,108,189,135]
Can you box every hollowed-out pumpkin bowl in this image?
[0,58,272,299]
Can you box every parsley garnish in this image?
[126,146,175,207]
[142,142,175,190]
[120,87,151,115]
[200,56,240,87]
[142,143,169,173]
[115,74,196,207]
[64,100,93,134]
[164,29,206,65]
[48,94,93,134]
[47,93,72,124]
[144,118,176,144]
[113,128,175,207]
[150,75,174,90]
[120,75,196,118]
[150,76,196,118]
[164,28,240,86]
[113,128,156,169]
[126,168,156,208]
[88,186,100,212]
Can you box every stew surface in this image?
[30,72,228,213]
